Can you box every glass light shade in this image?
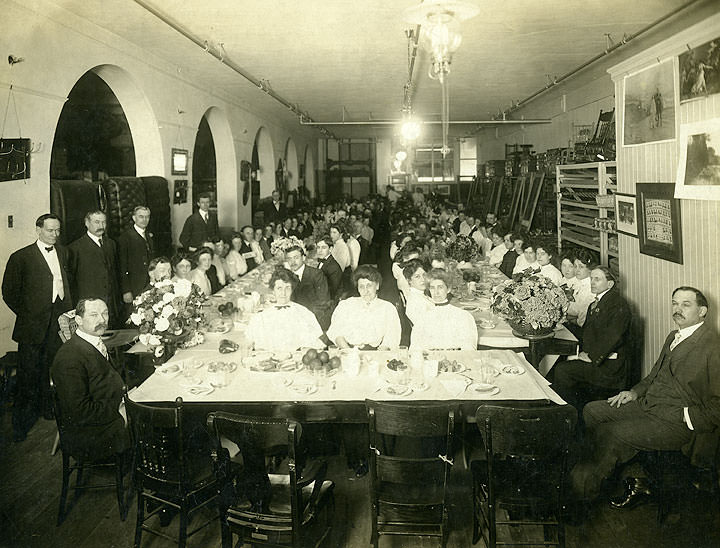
[395,150,408,162]
[420,16,462,64]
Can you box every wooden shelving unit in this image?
[556,161,618,266]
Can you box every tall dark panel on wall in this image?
[50,180,105,245]
[142,176,172,257]
[102,176,147,240]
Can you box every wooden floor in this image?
[1,411,719,548]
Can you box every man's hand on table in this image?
[608,390,638,408]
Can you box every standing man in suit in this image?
[117,206,155,315]
[2,213,73,441]
[68,210,121,328]
[263,190,287,226]
[571,286,720,507]
[551,266,632,414]
[51,298,129,457]
[285,245,332,330]
[178,193,219,252]
[315,235,343,301]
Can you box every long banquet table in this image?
[131,259,566,423]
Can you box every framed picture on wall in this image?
[637,183,683,264]
[171,148,188,176]
[615,193,638,236]
[675,117,720,201]
[622,59,677,146]
[679,36,720,102]
[436,184,451,196]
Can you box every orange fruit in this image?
[329,356,341,369]
[309,358,323,370]
[302,354,313,365]
[318,351,329,363]
[306,348,318,360]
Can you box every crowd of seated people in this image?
[3,188,718,537]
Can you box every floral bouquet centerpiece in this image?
[444,234,482,264]
[491,271,569,336]
[270,235,306,257]
[129,278,207,362]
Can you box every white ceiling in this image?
[54,0,689,139]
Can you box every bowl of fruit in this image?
[301,348,341,377]
[385,358,409,384]
[218,301,236,318]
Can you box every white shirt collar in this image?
[87,232,102,246]
[36,240,55,253]
[133,224,145,237]
[76,328,103,349]
[293,264,306,279]
[594,288,611,301]
[676,321,704,339]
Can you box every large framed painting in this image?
[679,37,720,102]
[636,183,683,264]
[622,59,677,146]
[675,117,720,201]
[615,193,638,237]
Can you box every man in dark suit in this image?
[117,206,155,314]
[571,286,720,507]
[178,193,219,252]
[551,266,632,413]
[51,298,129,457]
[2,213,73,440]
[315,235,343,301]
[263,190,287,226]
[285,245,332,330]
[68,210,121,328]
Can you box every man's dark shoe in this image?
[609,477,653,509]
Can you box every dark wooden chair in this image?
[50,379,128,526]
[471,404,576,548]
[126,396,217,548]
[207,411,335,548]
[366,400,455,548]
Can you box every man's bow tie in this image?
[45,246,54,252]
[317,258,326,265]
[275,305,290,310]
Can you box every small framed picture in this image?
[615,194,638,236]
[637,182,683,264]
[436,184,451,196]
[171,148,188,176]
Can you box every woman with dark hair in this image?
[170,252,192,282]
[326,265,401,350]
[487,228,509,267]
[188,246,214,295]
[536,243,563,285]
[226,232,249,280]
[329,223,350,271]
[246,267,325,351]
[399,259,433,326]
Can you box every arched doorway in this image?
[49,65,162,244]
[284,138,299,209]
[191,115,216,210]
[251,127,275,223]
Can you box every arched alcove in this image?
[285,138,299,191]
[251,127,275,219]
[201,107,238,230]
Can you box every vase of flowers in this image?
[270,236,306,257]
[491,271,569,337]
[128,278,207,362]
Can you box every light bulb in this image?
[401,120,421,141]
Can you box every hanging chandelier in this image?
[404,0,479,156]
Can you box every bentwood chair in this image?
[50,379,128,526]
[207,411,335,548]
[126,397,217,548]
[366,400,455,548]
[471,404,576,548]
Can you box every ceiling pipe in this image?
[300,119,550,126]
[471,0,704,135]
[132,0,337,138]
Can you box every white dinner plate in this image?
[470,383,501,396]
[502,364,525,375]
[288,383,317,395]
[385,384,412,397]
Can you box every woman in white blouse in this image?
[567,248,596,327]
[536,244,563,286]
[329,224,351,271]
[327,265,401,350]
[559,250,578,290]
[226,232,248,280]
[399,259,434,326]
[188,246,213,295]
[513,242,541,274]
[487,229,509,267]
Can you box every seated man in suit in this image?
[285,245,332,331]
[551,266,632,414]
[499,232,524,278]
[571,286,720,509]
[314,235,343,301]
[51,298,129,457]
[178,193,219,252]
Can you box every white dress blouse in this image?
[487,244,508,267]
[226,249,248,279]
[327,296,401,349]
[189,268,212,295]
[246,302,325,352]
[331,238,351,271]
[513,255,541,274]
[410,303,478,351]
[568,276,594,326]
[540,263,563,286]
[403,286,434,326]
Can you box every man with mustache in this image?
[571,286,720,510]
[68,210,121,328]
[51,298,129,457]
